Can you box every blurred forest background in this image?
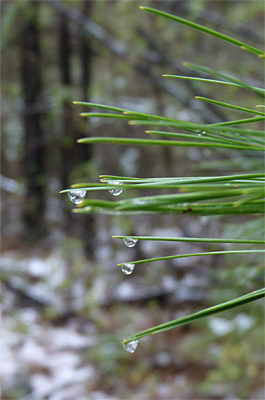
[1,1,264,399]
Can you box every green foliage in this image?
[140,6,264,57]
[120,289,265,346]
[64,7,264,350]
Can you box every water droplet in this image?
[68,190,86,204]
[108,181,123,196]
[121,263,135,275]
[123,237,138,247]
[123,340,139,353]
[196,130,205,136]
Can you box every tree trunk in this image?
[58,2,95,256]
[58,13,74,190]
[21,1,46,240]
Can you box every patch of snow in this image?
[50,326,97,350]
[209,313,255,337]
[115,281,136,300]
[234,313,254,331]
[19,340,51,368]
[209,317,234,336]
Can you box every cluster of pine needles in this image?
[61,6,265,348]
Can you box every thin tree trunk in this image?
[78,0,95,256]
[58,14,74,190]
[58,4,95,256]
[21,1,46,240]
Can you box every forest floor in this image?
[1,228,264,400]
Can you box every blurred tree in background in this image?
[1,1,264,399]
[20,1,46,238]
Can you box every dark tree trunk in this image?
[58,14,74,190]
[21,1,46,240]
[78,0,96,256]
[81,1,92,102]
[58,2,95,256]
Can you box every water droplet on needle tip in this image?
[108,181,123,196]
[68,190,86,204]
[123,237,138,247]
[121,263,135,275]
[123,340,139,353]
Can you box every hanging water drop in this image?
[121,263,135,275]
[123,237,138,247]
[108,181,123,196]
[123,340,139,353]
[68,190,86,205]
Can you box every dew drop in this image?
[121,263,135,275]
[196,130,206,136]
[123,237,138,248]
[68,190,86,205]
[108,181,123,196]
[123,340,139,353]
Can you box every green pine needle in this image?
[118,250,265,267]
[113,235,265,245]
[67,6,265,348]
[139,7,264,57]
[123,288,265,345]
